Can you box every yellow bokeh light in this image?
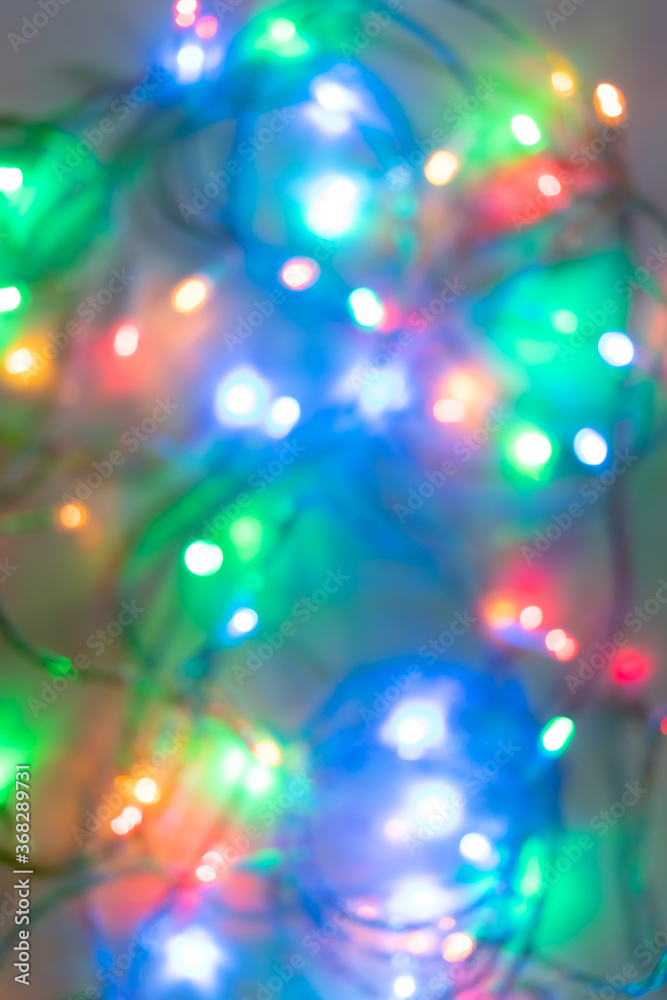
[5,348,32,375]
[134,777,158,803]
[253,740,281,766]
[59,503,87,529]
[551,71,575,96]
[424,150,459,186]
[171,277,208,313]
[595,82,625,120]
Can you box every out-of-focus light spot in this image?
[196,864,217,882]
[407,931,432,955]
[196,15,218,38]
[280,257,320,290]
[574,428,608,466]
[253,740,281,766]
[305,175,359,238]
[176,43,205,81]
[175,11,195,26]
[171,277,208,313]
[596,83,625,119]
[660,716,667,736]
[611,650,650,685]
[135,777,158,803]
[214,369,267,426]
[433,398,466,423]
[551,71,575,96]
[245,764,273,793]
[5,347,32,374]
[554,637,577,661]
[487,598,516,629]
[165,929,220,984]
[442,932,474,963]
[0,287,21,313]
[393,975,416,998]
[270,17,296,42]
[122,806,142,828]
[540,716,575,754]
[348,287,384,328]
[511,115,541,146]
[424,150,458,186]
[110,816,130,836]
[184,540,223,576]
[0,167,23,193]
[176,0,197,13]
[514,431,552,467]
[411,783,460,834]
[229,516,263,561]
[203,851,223,868]
[360,369,406,415]
[356,903,377,920]
[538,174,561,197]
[113,323,139,356]
[221,747,248,780]
[59,503,86,529]
[550,308,579,334]
[447,372,477,400]
[227,607,258,637]
[545,628,567,653]
[459,832,492,863]
[390,703,444,751]
[598,331,634,367]
[439,916,456,931]
[519,605,543,630]
[314,80,351,110]
[266,396,300,436]
[384,817,409,840]
[389,881,447,921]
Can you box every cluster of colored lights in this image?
[110,777,159,836]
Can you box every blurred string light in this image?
[214,368,268,426]
[551,70,575,96]
[227,607,258,636]
[360,369,407,415]
[511,114,541,146]
[4,347,32,374]
[348,287,384,328]
[442,932,475,963]
[424,150,458,185]
[538,173,561,197]
[253,740,281,766]
[573,427,608,465]
[184,540,223,576]
[0,286,21,312]
[305,175,359,237]
[519,605,543,630]
[513,431,552,467]
[598,331,634,366]
[595,82,625,120]
[113,323,139,356]
[393,974,416,998]
[171,276,208,312]
[59,502,86,529]
[433,398,466,423]
[550,308,579,334]
[540,716,575,755]
[135,777,158,803]
[165,928,221,984]
[195,15,218,38]
[176,43,206,82]
[266,395,300,436]
[313,79,352,110]
[459,832,493,863]
[279,256,320,290]
[0,166,23,193]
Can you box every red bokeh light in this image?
[611,649,650,685]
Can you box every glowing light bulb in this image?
[177,43,205,81]
[134,777,158,803]
[389,702,445,752]
[196,864,217,882]
[540,716,575,754]
[554,637,577,661]
[596,83,625,119]
[573,428,608,466]
[113,323,139,356]
[0,167,23,193]
[175,10,195,26]
[122,806,142,828]
[5,348,32,374]
[538,174,561,197]
[519,605,543,630]
[424,150,458,186]
[514,431,552,467]
[266,396,300,436]
[165,929,220,984]
[176,0,197,13]
[110,816,130,836]
[433,398,465,423]
[314,80,350,110]
[253,740,281,766]
[598,331,634,367]
[305,175,359,237]
[59,503,86,529]
[442,932,474,963]
[511,115,541,146]
[360,370,406,414]
[214,369,268,426]
[171,277,208,313]
[0,287,21,312]
[270,17,296,42]
[348,288,384,328]
[611,650,650,685]
[245,763,273,793]
[393,975,416,998]
[550,308,578,334]
[459,832,492,863]
[551,71,575,96]
[279,256,320,290]
[660,717,667,736]
[227,608,258,637]
[545,628,567,653]
[184,540,223,576]
[196,15,218,38]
